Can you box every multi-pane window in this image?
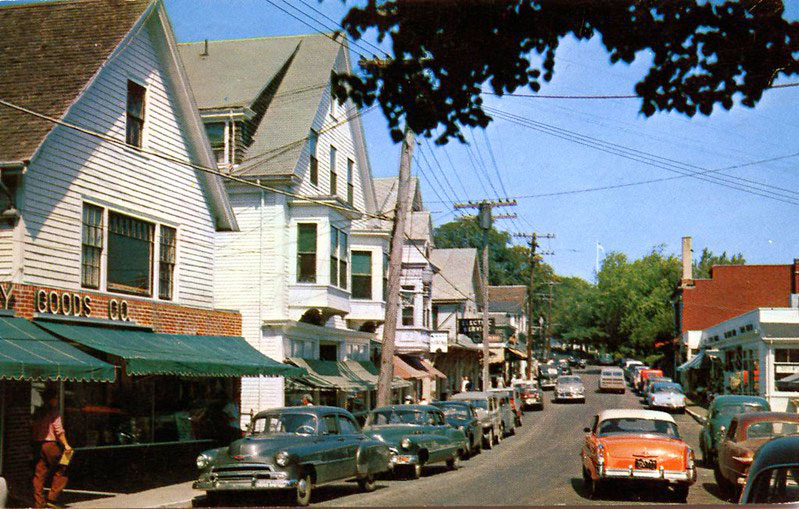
[351,251,372,299]
[205,122,226,164]
[159,226,176,300]
[126,80,146,148]
[401,285,415,326]
[330,226,347,289]
[309,130,318,186]
[347,159,354,205]
[297,223,317,283]
[329,146,337,196]
[107,212,154,296]
[81,204,103,289]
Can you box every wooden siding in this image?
[18,17,217,308]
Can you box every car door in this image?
[336,414,360,478]
[317,414,343,483]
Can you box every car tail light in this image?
[733,455,754,464]
[686,448,695,470]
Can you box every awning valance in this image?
[340,360,412,389]
[286,358,409,391]
[393,355,430,380]
[0,317,115,382]
[36,322,303,378]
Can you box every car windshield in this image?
[717,403,768,416]
[465,399,488,410]
[250,413,317,435]
[597,418,680,438]
[558,376,581,384]
[437,405,470,418]
[367,409,425,425]
[653,383,683,393]
[744,420,799,440]
[748,466,799,503]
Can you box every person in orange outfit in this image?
[31,387,71,508]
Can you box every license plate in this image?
[635,458,657,470]
[395,456,411,464]
[255,480,287,488]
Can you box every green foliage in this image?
[692,247,746,279]
[333,1,799,144]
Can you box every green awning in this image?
[340,360,412,389]
[36,322,304,378]
[0,317,115,382]
[285,358,410,391]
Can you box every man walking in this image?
[32,387,71,508]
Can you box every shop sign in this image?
[776,365,799,374]
[35,289,131,321]
[430,332,448,353]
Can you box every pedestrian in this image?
[31,387,71,508]
[461,376,470,392]
[219,391,242,443]
[403,395,414,404]
[301,394,313,406]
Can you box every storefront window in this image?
[775,348,799,391]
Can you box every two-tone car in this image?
[554,375,585,403]
[513,380,544,410]
[490,389,518,436]
[431,400,482,458]
[739,434,799,504]
[363,404,467,479]
[699,395,770,467]
[580,409,696,502]
[193,406,391,506]
[450,391,503,448]
[538,364,559,390]
[646,382,686,413]
[714,411,799,501]
[598,367,626,394]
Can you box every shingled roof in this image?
[488,285,527,314]
[178,34,342,178]
[0,0,153,163]
[430,248,482,302]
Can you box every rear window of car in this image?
[745,421,799,440]
[597,418,680,438]
[652,383,683,393]
[602,370,623,378]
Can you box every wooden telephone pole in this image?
[453,200,516,392]
[513,232,553,380]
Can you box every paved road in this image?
[307,367,727,506]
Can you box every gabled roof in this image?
[405,211,433,242]
[178,33,341,178]
[430,248,481,302]
[373,176,423,216]
[488,285,527,313]
[0,0,153,163]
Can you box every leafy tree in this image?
[333,1,799,143]
[692,247,746,279]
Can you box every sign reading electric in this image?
[34,288,131,321]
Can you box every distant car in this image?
[630,365,651,390]
[700,395,770,467]
[739,434,799,504]
[555,375,585,403]
[637,369,664,393]
[513,380,544,410]
[490,389,517,436]
[451,391,503,449]
[193,406,390,506]
[538,364,559,390]
[641,376,673,402]
[647,382,686,413]
[431,401,483,458]
[715,412,799,501]
[363,405,467,479]
[598,353,614,366]
[580,409,696,501]
[577,358,587,369]
[598,368,626,394]
[623,360,644,382]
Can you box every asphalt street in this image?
[304,366,727,506]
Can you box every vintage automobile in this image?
[538,364,559,390]
[431,400,482,458]
[580,409,696,501]
[641,376,672,400]
[193,406,390,506]
[646,382,686,413]
[714,411,799,500]
[451,391,503,448]
[636,369,664,393]
[555,375,585,403]
[363,404,467,479]
[598,353,615,366]
[490,389,518,436]
[558,361,573,376]
[598,368,626,394]
[699,395,770,467]
[739,434,799,504]
[622,360,644,382]
[513,380,544,410]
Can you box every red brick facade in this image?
[678,263,797,333]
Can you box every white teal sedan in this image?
[555,375,585,403]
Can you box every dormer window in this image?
[205,122,226,164]
[126,80,146,148]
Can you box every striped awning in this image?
[393,355,431,379]
[676,350,705,372]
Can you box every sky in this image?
[162,0,799,282]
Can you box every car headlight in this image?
[401,437,412,449]
[275,450,291,467]
[196,453,212,470]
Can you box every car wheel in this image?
[672,483,689,502]
[357,474,376,492]
[582,466,602,500]
[446,452,460,470]
[295,473,313,506]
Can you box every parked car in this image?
[554,375,586,403]
[622,360,644,382]
[699,395,771,467]
[362,404,467,479]
[739,434,799,504]
[450,391,503,449]
[597,353,614,366]
[641,376,672,400]
[491,389,517,437]
[598,368,626,394]
[491,387,523,426]
[538,364,559,390]
[577,358,587,369]
[580,409,696,501]
[630,365,651,390]
[636,369,664,393]
[715,411,799,501]
[431,401,482,458]
[558,363,573,376]
[646,382,686,413]
[193,406,390,506]
[513,380,544,410]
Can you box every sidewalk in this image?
[67,482,198,509]
[684,395,708,426]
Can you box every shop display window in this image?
[775,348,799,390]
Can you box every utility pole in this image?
[545,281,558,358]
[513,232,553,380]
[377,128,414,406]
[453,199,516,392]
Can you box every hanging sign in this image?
[430,332,448,353]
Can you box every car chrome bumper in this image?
[600,466,695,482]
[194,478,297,491]
[556,393,585,399]
[390,453,419,467]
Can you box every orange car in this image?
[581,409,696,501]
[637,369,664,393]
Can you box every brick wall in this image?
[6,283,241,336]
[3,381,32,504]
[680,264,794,332]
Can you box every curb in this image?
[685,406,706,426]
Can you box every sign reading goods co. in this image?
[35,289,130,321]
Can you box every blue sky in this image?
[163,0,799,282]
